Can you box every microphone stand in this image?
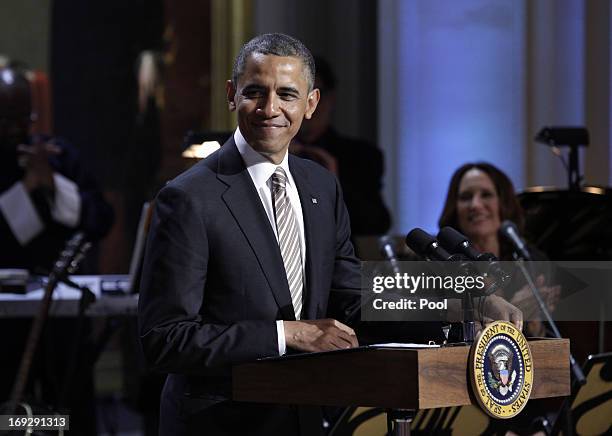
[461,290,476,343]
[514,257,585,436]
[449,256,488,344]
[451,257,477,343]
[514,258,585,385]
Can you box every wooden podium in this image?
[233,339,570,434]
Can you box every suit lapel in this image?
[289,156,324,320]
[217,139,296,320]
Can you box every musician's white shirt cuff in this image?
[276,320,287,355]
[0,181,44,245]
[51,173,81,227]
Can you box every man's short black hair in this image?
[232,33,316,91]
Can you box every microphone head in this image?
[437,226,469,252]
[500,220,518,236]
[378,235,393,250]
[500,220,531,260]
[378,235,396,260]
[405,228,436,255]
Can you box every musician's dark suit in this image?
[138,137,361,435]
[0,136,114,271]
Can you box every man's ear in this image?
[304,88,320,120]
[226,80,236,111]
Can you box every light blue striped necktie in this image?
[271,167,303,319]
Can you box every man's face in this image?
[227,53,319,163]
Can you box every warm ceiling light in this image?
[182,141,221,159]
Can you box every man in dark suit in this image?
[138,33,524,436]
[138,33,361,436]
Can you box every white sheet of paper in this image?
[370,342,440,348]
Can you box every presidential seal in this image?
[469,321,533,419]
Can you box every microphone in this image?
[437,227,495,261]
[405,228,452,261]
[378,235,401,274]
[437,227,510,291]
[438,227,493,261]
[500,220,531,260]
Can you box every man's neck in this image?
[261,150,287,165]
[234,128,289,167]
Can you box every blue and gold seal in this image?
[469,321,533,419]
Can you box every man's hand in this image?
[480,294,523,331]
[18,141,61,192]
[284,319,358,352]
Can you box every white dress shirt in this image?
[0,173,81,246]
[234,128,306,355]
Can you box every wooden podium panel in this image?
[233,338,570,410]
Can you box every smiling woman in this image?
[456,167,502,250]
[438,162,524,259]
